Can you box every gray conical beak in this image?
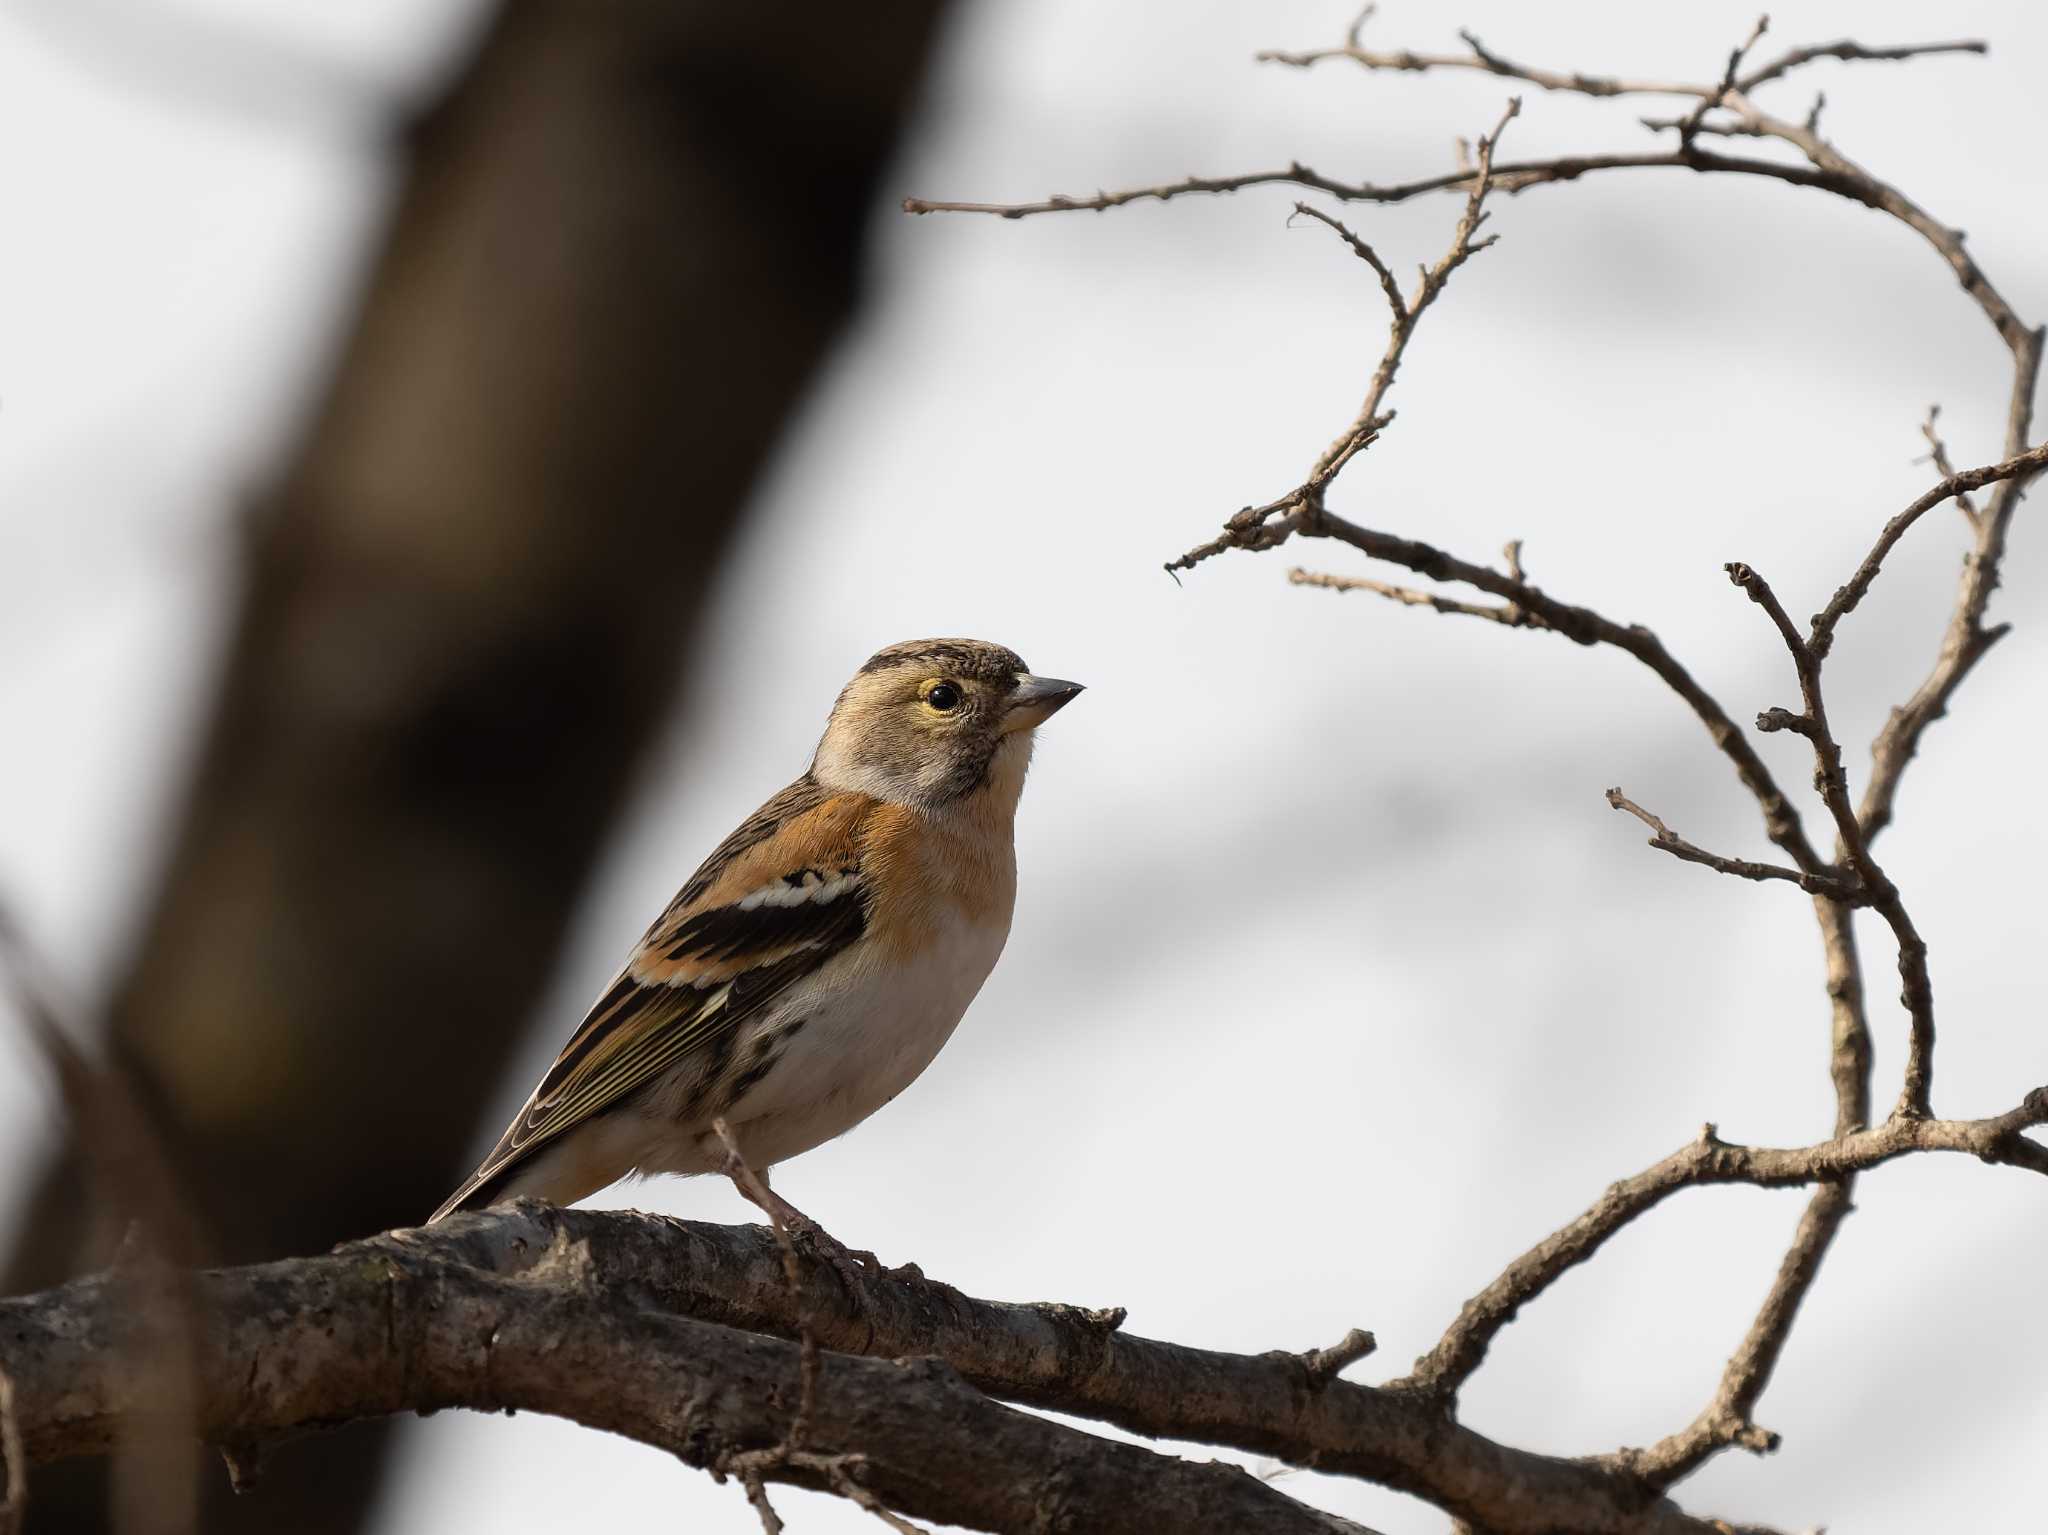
[1002,673,1085,733]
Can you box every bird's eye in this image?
[924,681,962,712]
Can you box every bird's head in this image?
[812,638,1083,813]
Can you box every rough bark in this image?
[8,1193,2032,1535]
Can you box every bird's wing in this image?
[429,776,874,1221]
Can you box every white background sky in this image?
[2,3,2043,1532]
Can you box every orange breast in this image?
[860,800,1018,961]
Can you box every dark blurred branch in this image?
[0,1367,21,1535]
[3,1,955,1531]
[1,906,206,1535]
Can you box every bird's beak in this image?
[1003,673,1085,733]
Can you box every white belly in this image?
[635,908,1012,1176]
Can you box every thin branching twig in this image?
[905,11,2043,1520]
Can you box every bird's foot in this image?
[712,1117,878,1295]
[754,1194,880,1297]
[785,1217,883,1296]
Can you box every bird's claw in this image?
[783,1218,879,1294]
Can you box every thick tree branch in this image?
[2,1216,1375,1535]
[12,1200,2002,1535]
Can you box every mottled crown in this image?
[857,638,1027,685]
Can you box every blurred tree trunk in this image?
[3,1,952,1531]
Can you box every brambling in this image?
[429,639,1082,1227]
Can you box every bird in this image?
[428,638,1082,1229]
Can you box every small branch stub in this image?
[1605,788,1862,904]
[1295,1328,1378,1389]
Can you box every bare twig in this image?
[1650,59,2045,882]
[1300,509,1827,878]
[1660,885,1880,1481]
[1258,31,1707,99]
[1289,202,1404,321]
[1735,37,1987,94]
[1143,32,2030,620]
[1672,15,1771,148]
[734,1467,785,1535]
[1918,404,1982,527]
[1292,92,1518,505]
[1395,1089,2048,1397]
[1859,329,2045,850]
[1617,1182,1849,1486]
[1725,562,1938,1117]
[1256,24,1984,104]
[903,146,1926,221]
[1677,879,1884,1472]
[1604,788,1861,903]
[1165,99,1521,576]
[1290,567,1530,626]
[1808,438,2048,655]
